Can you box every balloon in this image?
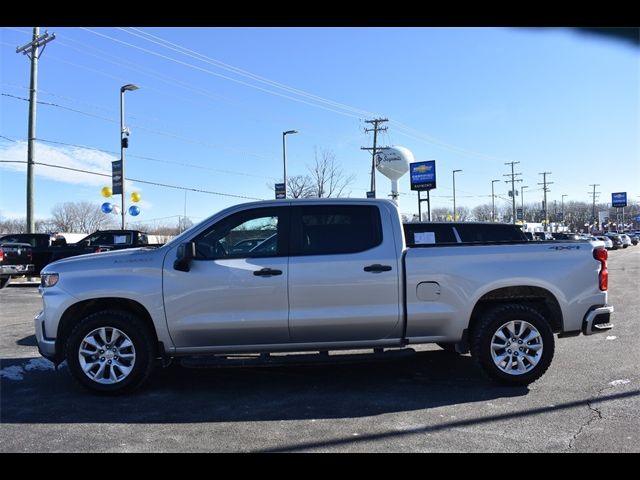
[112,205,121,215]
[101,202,113,214]
[130,191,141,203]
[101,186,112,198]
[128,205,140,216]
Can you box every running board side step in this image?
[180,348,417,369]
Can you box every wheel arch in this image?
[468,286,563,337]
[55,297,160,363]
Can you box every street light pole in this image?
[452,169,462,221]
[282,130,298,198]
[521,185,528,222]
[120,83,139,230]
[491,179,500,222]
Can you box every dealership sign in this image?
[611,192,627,208]
[410,160,436,191]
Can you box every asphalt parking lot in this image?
[1,247,638,452]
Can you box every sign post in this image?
[410,160,436,221]
[274,183,286,200]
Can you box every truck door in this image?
[163,206,290,348]
[287,204,401,343]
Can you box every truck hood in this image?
[42,246,164,274]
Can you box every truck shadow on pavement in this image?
[1,351,530,424]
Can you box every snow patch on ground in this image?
[0,358,57,381]
[609,379,631,387]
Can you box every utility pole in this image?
[16,27,55,233]
[360,118,388,197]
[491,179,500,222]
[503,161,521,224]
[589,184,601,232]
[538,172,553,232]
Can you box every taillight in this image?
[0,247,4,262]
[593,247,608,291]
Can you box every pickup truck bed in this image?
[34,199,613,394]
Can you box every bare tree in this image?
[287,175,315,199]
[50,201,115,233]
[472,204,493,222]
[431,207,451,221]
[310,148,355,198]
[268,148,355,199]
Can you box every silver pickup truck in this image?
[35,199,613,394]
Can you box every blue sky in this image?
[1,27,638,227]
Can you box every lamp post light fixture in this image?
[119,83,139,230]
[452,169,462,221]
[521,185,528,222]
[491,179,500,222]
[282,130,299,198]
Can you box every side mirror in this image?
[174,242,196,272]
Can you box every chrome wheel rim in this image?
[490,320,543,375]
[78,327,136,384]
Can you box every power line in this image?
[80,27,366,121]
[121,27,377,119]
[1,92,275,160]
[0,133,280,181]
[0,160,265,201]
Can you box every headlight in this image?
[41,273,59,288]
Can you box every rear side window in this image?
[455,224,526,242]
[403,224,457,244]
[292,205,382,256]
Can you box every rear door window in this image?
[291,205,382,256]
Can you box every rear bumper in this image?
[0,264,34,275]
[582,305,614,335]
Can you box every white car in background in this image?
[619,234,632,248]
[595,236,614,250]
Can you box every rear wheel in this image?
[471,304,554,386]
[66,310,156,394]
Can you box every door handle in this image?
[253,268,283,277]
[363,264,392,273]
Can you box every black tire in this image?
[66,310,156,394]
[470,304,554,386]
[0,276,10,289]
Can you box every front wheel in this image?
[0,276,10,289]
[66,310,156,394]
[471,304,555,386]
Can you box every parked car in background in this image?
[618,234,632,248]
[0,240,34,289]
[595,236,614,250]
[228,238,266,254]
[604,233,624,250]
[628,234,639,246]
[533,232,554,241]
